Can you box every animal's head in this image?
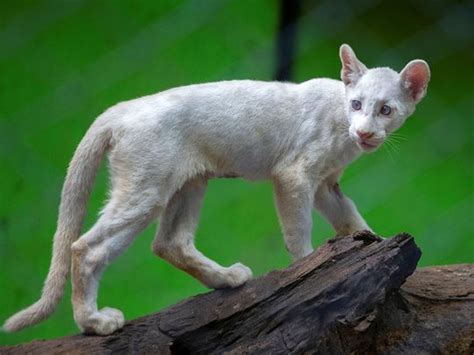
[339,44,430,152]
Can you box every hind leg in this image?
[71,193,161,335]
[152,176,253,289]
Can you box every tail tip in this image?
[2,314,29,333]
[2,322,14,333]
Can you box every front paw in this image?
[352,230,384,244]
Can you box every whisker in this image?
[389,133,407,141]
[388,137,405,145]
[385,139,398,153]
[391,137,402,152]
[385,138,400,155]
[383,143,395,162]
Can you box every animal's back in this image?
[108,80,307,179]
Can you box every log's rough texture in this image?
[1,232,473,354]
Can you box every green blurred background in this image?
[1,0,472,345]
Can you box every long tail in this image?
[3,118,111,332]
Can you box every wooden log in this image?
[1,232,472,354]
[373,264,474,354]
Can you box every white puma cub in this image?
[3,44,430,335]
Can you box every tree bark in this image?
[1,232,473,354]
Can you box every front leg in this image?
[314,174,371,236]
[274,172,314,261]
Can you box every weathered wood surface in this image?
[1,232,473,354]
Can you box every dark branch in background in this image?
[275,0,302,81]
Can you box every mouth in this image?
[349,132,383,152]
[357,140,381,152]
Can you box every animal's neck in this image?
[326,101,362,168]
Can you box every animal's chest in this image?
[311,139,359,181]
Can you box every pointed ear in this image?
[339,44,367,86]
[400,60,430,103]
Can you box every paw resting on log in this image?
[2,233,473,354]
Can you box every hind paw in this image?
[205,262,253,289]
[76,307,125,335]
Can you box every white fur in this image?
[3,44,430,335]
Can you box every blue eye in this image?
[381,105,392,115]
[351,100,362,110]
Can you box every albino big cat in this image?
[3,44,430,335]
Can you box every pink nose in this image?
[356,130,374,139]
